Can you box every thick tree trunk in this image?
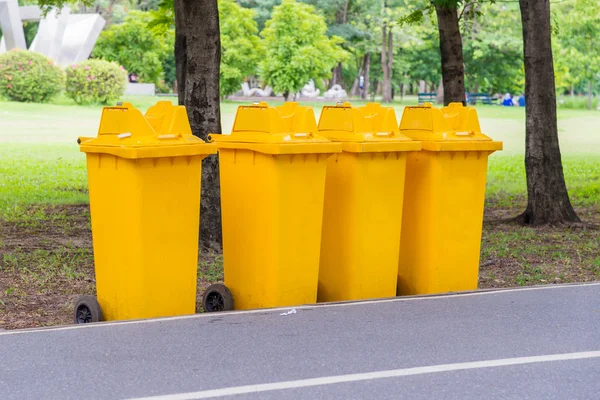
[518,0,580,225]
[381,24,393,103]
[174,0,187,105]
[179,0,223,248]
[362,53,371,100]
[435,5,466,105]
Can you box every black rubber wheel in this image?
[202,284,234,312]
[74,295,102,324]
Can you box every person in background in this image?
[502,93,513,106]
[128,73,138,83]
[518,94,526,107]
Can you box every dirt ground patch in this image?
[1,204,599,330]
[0,205,222,330]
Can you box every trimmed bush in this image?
[0,49,63,102]
[65,60,127,104]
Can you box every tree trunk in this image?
[174,0,187,106]
[362,53,371,100]
[330,0,349,89]
[435,5,466,105]
[180,0,223,247]
[350,56,365,97]
[381,24,393,103]
[570,84,574,97]
[588,80,593,110]
[518,0,580,225]
[331,63,343,88]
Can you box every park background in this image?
[0,0,599,329]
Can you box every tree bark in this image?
[362,52,371,100]
[179,0,223,248]
[518,0,580,225]
[435,5,466,105]
[174,0,187,106]
[381,24,393,103]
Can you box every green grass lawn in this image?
[1,96,599,214]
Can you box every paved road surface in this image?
[1,283,600,399]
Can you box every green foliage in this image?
[260,0,348,96]
[554,0,600,100]
[558,96,599,110]
[461,3,524,94]
[64,59,127,104]
[0,50,63,103]
[220,0,263,96]
[92,10,173,84]
[239,0,281,31]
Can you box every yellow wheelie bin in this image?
[206,102,341,311]
[316,102,421,302]
[76,101,216,323]
[397,102,502,295]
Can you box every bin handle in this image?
[157,134,180,140]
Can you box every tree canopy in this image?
[260,0,348,98]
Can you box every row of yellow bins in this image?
[75,100,501,323]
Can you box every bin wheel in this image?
[74,295,102,324]
[202,284,234,313]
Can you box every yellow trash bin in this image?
[76,101,216,323]
[316,102,421,302]
[397,102,502,295]
[206,102,341,311]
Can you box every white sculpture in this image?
[299,79,320,98]
[324,84,347,100]
[240,82,273,97]
[0,0,105,66]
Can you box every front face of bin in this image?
[317,103,420,303]
[80,102,216,321]
[219,149,330,310]
[397,103,502,296]
[211,102,341,310]
[87,154,203,321]
[319,151,409,302]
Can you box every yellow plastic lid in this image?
[399,102,502,152]
[79,101,216,159]
[209,102,342,155]
[317,102,421,153]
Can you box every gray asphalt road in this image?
[1,283,599,400]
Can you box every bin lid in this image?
[317,102,421,153]
[78,101,216,159]
[399,102,503,152]
[209,102,341,155]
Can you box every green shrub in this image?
[557,96,599,110]
[64,60,127,104]
[0,49,63,102]
[92,11,172,85]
